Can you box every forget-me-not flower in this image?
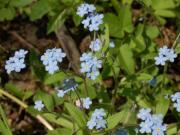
[154,46,177,66]
[89,39,102,52]
[41,48,66,74]
[5,49,28,74]
[87,108,107,130]
[34,100,45,111]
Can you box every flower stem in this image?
[0,88,54,130]
[0,89,28,108]
[172,33,180,49]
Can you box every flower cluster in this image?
[40,48,66,74]
[80,52,102,80]
[87,108,107,130]
[56,78,78,98]
[154,46,177,66]
[34,100,44,111]
[76,97,92,109]
[5,49,28,74]
[77,3,104,31]
[137,108,167,135]
[89,39,102,52]
[171,92,180,112]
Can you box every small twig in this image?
[36,115,54,130]
[55,26,81,75]
[9,31,39,54]
[0,88,54,131]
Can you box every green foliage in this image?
[47,128,72,135]
[34,90,55,111]
[107,109,129,130]
[118,44,135,74]
[43,113,73,129]
[0,106,12,135]
[0,0,180,134]
[47,9,68,33]
[64,103,86,128]
[30,0,51,21]
[104,4,133,38]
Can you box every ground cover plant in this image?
[0,0,180,135]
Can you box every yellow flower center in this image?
[156,128,161,132]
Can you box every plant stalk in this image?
[0,88,54,131]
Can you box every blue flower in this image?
[139,120,153,133]
[41,48,66,74]
[137,108,151,121]
[173,101,180,112]
[81,97,92,109]
[155,46,177,66]
[171,92,180,102]
[137,108,167,135]
[57,90,65,97]
[87,108,107,130]
[34,100,44,111]
[80,53,102,80]
[87,119,96,130]
[5,49,28,74]
[152,124,166,135]
[171,92,180,112]
[151,114,163,125]
[77,3,96,17]
[89,39,102,52]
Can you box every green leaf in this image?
[118,44,135,74]
[145,25,160,39]
[142,0,152,6]
[64,103,86,128]
[167,124,179,135]
[175,43,180,54]
[107,109,128,130]
[130,35,146,52]
[136,96,152,108]
[5,83,24,99]
[155,10,176,18]
[118,5,133,33]
[47,9,68,34]
[101,24,110,54]
[47,128,72,135]
[29,50,46,81]
[151,0,176,18]
[0,7,16,21]
[155,96,170,116]
[44,71,67,85]
[0,0,10,8]
[104,5,133,38]
[34,91,54,111]
[10,0,33,7]
[152,0,176,10]
[104,13,123,38]
[0,106,9,129]
[23,91,33,100]
[30,0,51,21]
[0,106,12,135]
[137,73,153,81]
[43,113,73,129]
